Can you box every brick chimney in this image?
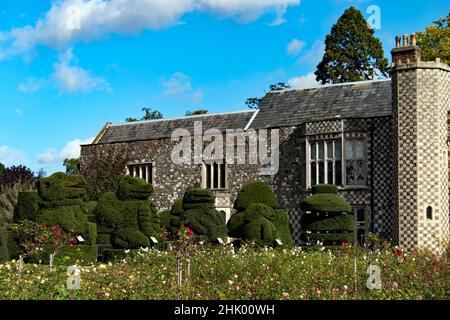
[391,33,421,65]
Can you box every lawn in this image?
[0,243,448,300]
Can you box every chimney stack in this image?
[391,33,421,65]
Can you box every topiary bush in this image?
[300,185,355,246]
[182,187,215,210]
[234,181,280,212]
[15,192,40,222]
[0,216,8,262]
[114,228,150,249]
[312,184,339,195]
[38,173,87,201]
[183,205,227,241]
[117,176,153,201]
[271,210,293,247]
[159,210,181,239]
[170,198,184,216]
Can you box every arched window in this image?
[426,206,433,220]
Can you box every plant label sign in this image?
[276,239,283,246]
[77,235,85,242]
[217,238,224,245]
[150,237,158,244]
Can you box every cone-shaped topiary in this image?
[234,181,280,211]
[117,176,154,200]
[38,172,87,201]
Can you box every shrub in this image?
[0,224,8,262]
[300,194,352,213]
[271,210,293,247]
[300,232,355,244]
[241,218,277,247]
[15,192,40,222]
[114,228,150,249]
[301,213,354,232]
[312,184,339,195]
[28,244,98,265]
[95,192,124,232]
[117,176,153,200]
[234,181,280,211]
[170,198,184,216]
[102,248,129,262]
[159,210,181,238]
[182,187,215,210]
[138,202,160,238]
[38,173,87,201]
[6,230,22,259]
[97,233,111,245]
[183,205,227,241]
[40,199,84,209]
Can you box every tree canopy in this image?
[126,107,164,122]
[315,7,389,85]
[186,109,208,116]
[63,158,80,175]
[417,13,450,64]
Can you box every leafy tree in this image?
[0,163,5,176]
[126,107,164,122]
[417,13,450,64]
[186,109,208,116]
[315,7,389,85]
[245,82,291,109]
[0,165,35,187]
[63,158,80,175]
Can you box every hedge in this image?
[271,210,293,247]
[301,213,355,233]
[97,233,112,245]
[117,176,153,201]
[234,181,280,211]
[183,205,227,241]
[312,184,339,195]
[114,228,150,249]
[170,198,184,216]
[15,192,40,222]
[300,232,355,245]
[38,173,87,201]
[300,194,352,213]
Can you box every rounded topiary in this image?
[271,209,293,247]
[38,172,87,201]
[301,213,354,233]
[114,228,150,249]
[300,194,352,213]
[15,192,40,222]
[234,181,280,211]
[312,184,339,195]
[241,218,277,247]
[182,187,215,210]
[117,176,154,201]
[183,205,227,241]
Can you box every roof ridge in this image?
[274,78,391,94]
[110,109,255,127]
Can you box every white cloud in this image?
[0,145,26,166]
[288,72,320,88]
[296,40,325,67]
[52,48,110,93]
[38,137,94,165]
[18,77,47,93]
[0,0,300,59]
[286,38,305,56]
[161,72,204,103]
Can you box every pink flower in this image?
[55,233,61,238]
[185,226,194,236]
[392,282,398,290]
[236,286,240,291]
[282,292,289,298]
[315,289,321,296]
[228,280,234,285]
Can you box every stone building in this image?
[81,36,449,253]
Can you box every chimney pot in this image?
[395,36,401,47]
[403,34,409,46]
[411,34,417,46]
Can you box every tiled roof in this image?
[250,80,392,129]
[97,110,255,144]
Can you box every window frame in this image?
[201,160,227,190]
[126,162,154,184]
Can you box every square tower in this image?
[392,34,450,254]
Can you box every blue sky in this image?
[0,0,448,175]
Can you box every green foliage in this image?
[182,186,215,210]
[126,107,164,122]
[6,230,22,259]
[114,228,150,249]
[271,210,293,247]
[38,173,87,201]
[15,192,40,222]
[102,249,129,262]
[28,245,98,265]
[95,192,123,232]
[312,184,339,195]
[301,213,355,232]
[138,202,160,238]
[315,7,389,84]
[186,109,208,116]
[97,233,111,245]
[159,210,181,239]
[40,199,84,209]
[63,158,80,175]
[117,176,153,200]
[300,232,355,244]
[0,163,5,175]
[183,205,227,241]
[228,204,281,247]
[0,225,8,262]
[170,198,184,216]
[417,13,450,64]
[234,181,280,211]
[300,194,352,213]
